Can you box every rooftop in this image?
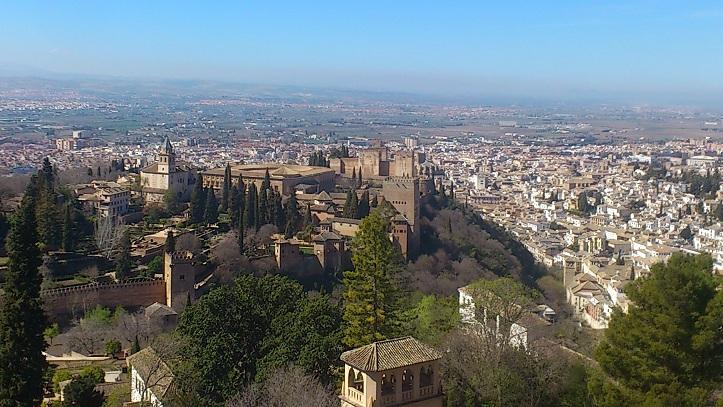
[340,336,442,372]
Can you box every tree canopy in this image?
[177,274,342,404]
[594,253,722,406]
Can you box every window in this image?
[381,373,396,395]
[179,275,185,281]
[420,365,434,387]
[402,369,414,391]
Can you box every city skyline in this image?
[2,1,723,106]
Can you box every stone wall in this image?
[42,279,166,319]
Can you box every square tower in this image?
[164,251,195,312]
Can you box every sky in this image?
[1,1,723,104]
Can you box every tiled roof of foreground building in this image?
[341,336,442,372]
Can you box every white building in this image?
[127,347,174,407]
[140,137,195,205]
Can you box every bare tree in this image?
[227,365,337,407]
[175,233,202,254]
[95,216,125,258]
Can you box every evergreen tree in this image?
[221,163,231,212]
[165,229,176,253]
[358,190,370,219]
[284,193,300,237]
[190,174,206,224]
[87,167,93,177]
[259,186,269,226]
[204,188,219,224]
[96,166,101,177]
[115,229,132,280]
[342,211,402,347]
[350,191,359,219]
[62,376,104,407]
[357,168,363,187]
[716,203,723,221]
[262,168,271,192]
[62,203,74,252]
[274,192,285,229]
[0,192,47,405]
[245,183,257,230]
[342,191,354,218]
[370,194,378,208]
[594,253,723,405]
[229,185,240,228]
[351,167,357,187]
[36,158,61,249]
[130,335,140,354]
[303,204,313,227]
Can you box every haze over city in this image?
[2,1,723,106]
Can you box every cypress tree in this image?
[0,191,47,404]
[274,192,285,229]
[284,193,300,237]
[36,158,61,249]
[237,182,246,228]
[262,168,271,192]
[342,211,401,347]
[371,194,378,208]
[245,183,257,230]
[115,229,132,280]
[221,163,232,212]
[190,174,206,224]
[229,185,240,228]
[304,204,313,227]
[165,230,176,253]
[204,188,219,224]
[61,203,74,252]
[343,191,354,218]
[350,191,359,219]
[131,335,140,354]
[258,186,269,227]
[351,167,357,186]
[358,190,370,219]
[358,168,363,187]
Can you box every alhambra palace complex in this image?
[40,138,434,322]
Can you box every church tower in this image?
[157,136,176,174]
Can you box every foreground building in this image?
[340,336,443,407]
[127,347,174,407]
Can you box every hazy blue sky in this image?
[1,1,723,103]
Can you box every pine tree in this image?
[165,230,176,253]
[342,211,402,347]
[204,188,219,224]
[245,183,257,230]
[221,163,231,212]
[190,174,206,224]
[115,229,132,280]
[0,192,47,404]
[358,190,370,218]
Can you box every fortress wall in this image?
[42,279,166,318]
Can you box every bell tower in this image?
[157,136,176,174]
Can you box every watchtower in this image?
[164,251,195,312]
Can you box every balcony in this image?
[346,387,365,405]
[380,394,396,406]
[419,385,435,397]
